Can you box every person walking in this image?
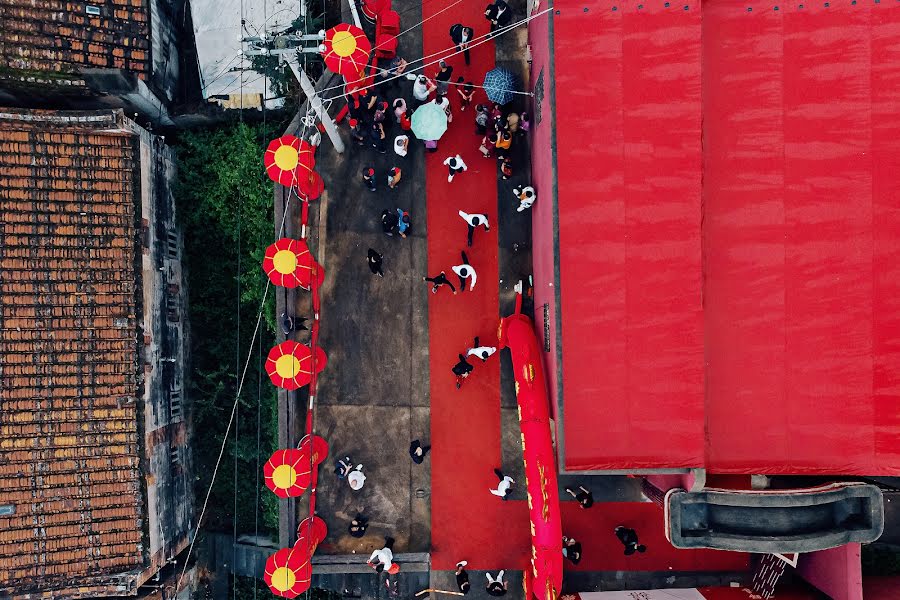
[459,210,490,247]
[614,526,647,555]
[435,60,454,96]
[455,561,471,594]
[348,514,368,538]
[363,167,377,192]
[485,570,508,596]
[514,185,536,212]
[490,468,514,499]
[467,336,497,362]
[443,155,468,183]
[562,536,583,565]
[452,251,477,291]
[387,167,402,189]
[409,439,431,464]
[334,456,353,479]
[565,485,594,508]
[367,248,384,277]
[370,121,387,154]
[396,208,411,238]
[484,0,512,35]
[367,537,397,573]
[423,271,457,294]
[449,23,475,65]
[452,353,474,389]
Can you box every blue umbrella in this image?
[483,67,516,105]
[410,102,448,141]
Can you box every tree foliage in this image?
[173,122,284,537]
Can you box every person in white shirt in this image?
[451,251,477,292]
[413,75,435,107]
[467,336,497,362]
[394,135,409,157]
[490,468,514,500]
[458,210,490,247]
[513,185,536,212]
[367,537,396,573]
[443,154,468,183]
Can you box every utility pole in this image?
[286,60,345,154]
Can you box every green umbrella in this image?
[410,103,448,141]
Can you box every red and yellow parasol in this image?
[265,340,327,390]
[296,169,325,200]
[264,136,316,187]
[264,448,313,498]
[264,547,312,598]
[262,238,325,289]
[321,24,371,77]
[296,515,328,553]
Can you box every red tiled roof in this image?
[0,109,145,597]
[0,0,150,82]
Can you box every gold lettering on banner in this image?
[521,432,527,452]
[530,520,536,536]
[515,381,520,395]
[545,580,557,600]
[538,463,551,522]
[527,490,534,510]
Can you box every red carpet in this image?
[422,2,747,575]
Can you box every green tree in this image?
[173,122,284,537]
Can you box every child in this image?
[500,157,512,180]
[475,104,490,135]
[456,77,475,111]
[363,167,377,192]
[387,167,402,189]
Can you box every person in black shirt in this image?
[367,248,384,277]
[449,23,475,65]
[452,353,474,389]
[484,0,511,35]
[455,560,470,594]
[565,485,594,509]
[562,536,582,565]
[409,440,431,464]
[485,570,507,596]
[348,514,368,538]
[614,526,647,555]
[423,271,457,294]
[435,60,454,95]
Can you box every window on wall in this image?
[534,68,545,125]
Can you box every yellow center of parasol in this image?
[275,354,303,379]
[274,144,299,171]
[273,249,298,274]
[271,566,296,592]
[272,463,298,489]
[331,30,358,57]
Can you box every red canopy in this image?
[263,547,311,598]
[265,340,327,391]
[262,238,324,289]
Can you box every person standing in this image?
[455,561,471,594]
[565,485,594,508]
[370,121,387,154]
[367,248,384,277]
[396,208,411,238]
[490,468,515,499]
[456,78,475,111]
[381,209,399,236]
[413,75,436,107]
[409,440,431,464]
[485,570,508,596]
[614,526,647,555]
[449,23,475,65]
[334,456,353,479]
[348,514,368,538]
[500,157,513,180]
[475,104,490,135]
[562,536,583,565]
[367,537,396,572]
[452,353,474,389]
[458,210,490,247]
[423,271,457,294]
[452,251,477,291]
[347,464,367,490]
[435,60,454,96]
[484,0,512,35]
[363,167,377,192]
[467,336,497,362]
[387,167,402,189]
[444,155,468,183]
[394,134,409,157]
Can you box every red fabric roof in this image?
[551,1,900,474]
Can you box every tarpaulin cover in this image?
[550,0,900,475]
